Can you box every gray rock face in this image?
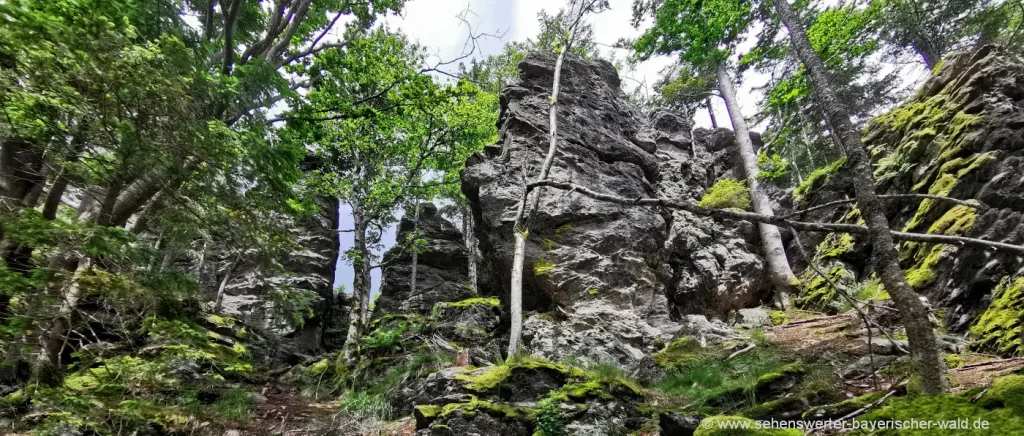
[373,203,475,318]
[461,52,770,369]
[207,160,343,354]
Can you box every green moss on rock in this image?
[978,374,1024,414]
[652,336,704,368]
[793,158,846,203]
[970,277,1024,356]
[441,297,500,308]
[699,179,752,210]
[439,395,533,419]
[860,394,1024,434]
[534,259,557,277]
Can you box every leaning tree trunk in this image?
[705,97,718,129]
[774,0,946,394]
[342,205,372,361]
[716,63,798,308]
[213,256,240,314]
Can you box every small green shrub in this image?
[793,157,846,202]
[757,152,789,181]
[699,179,752,210]
[535,390,566,436]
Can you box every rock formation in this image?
[372,202,475,318]
[795,46,1024,356]
[461,52,771,369]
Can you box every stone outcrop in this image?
[207,159,343,354]
[796,46,1024,355]
[372,203,475,318]
[461,52,770,369]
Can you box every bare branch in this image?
[527,180,1024,255]
[784,194,991,219]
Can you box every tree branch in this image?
[784,194,990,219]
[527,180,1024,255]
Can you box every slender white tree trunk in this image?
[716,63,798,308]
[507,12,580,358]
[343,205,371,361]
[462,204,478,291]
[39,256,93,366]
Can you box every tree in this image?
[743,0,901,181]
[772,0,947,394]
[875,0,1014,68]
[460,6,603,101]
[633,0,800,308]
[0,0,405,373]
[282,30,496,360]
[507,0,610,358]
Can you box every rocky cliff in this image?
[795,46,1024,356]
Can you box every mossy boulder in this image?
[652,336,704,369]
[978,374,1024,414]
[859,394,1024,434]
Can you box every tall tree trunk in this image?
[706,98,718,129]
[716,63,798,308]
[343,205,371,361]
[42,170,70,221]
[410,203,420,297]
[213,256,240,314]
[461,204,478,292]
[912,40,940,69]
[195,241,209,279]
[38,256,93,369]
[774,0,946,394]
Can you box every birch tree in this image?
[633,0,800,308]
[507,0,610,358]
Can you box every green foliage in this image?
[214,388,255,422]
[699,179,753,210]
[757,152,790,181]
[653,348,795,411]
[535,390,567,436]
[340,391,395,420]
[632,0,755,66]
